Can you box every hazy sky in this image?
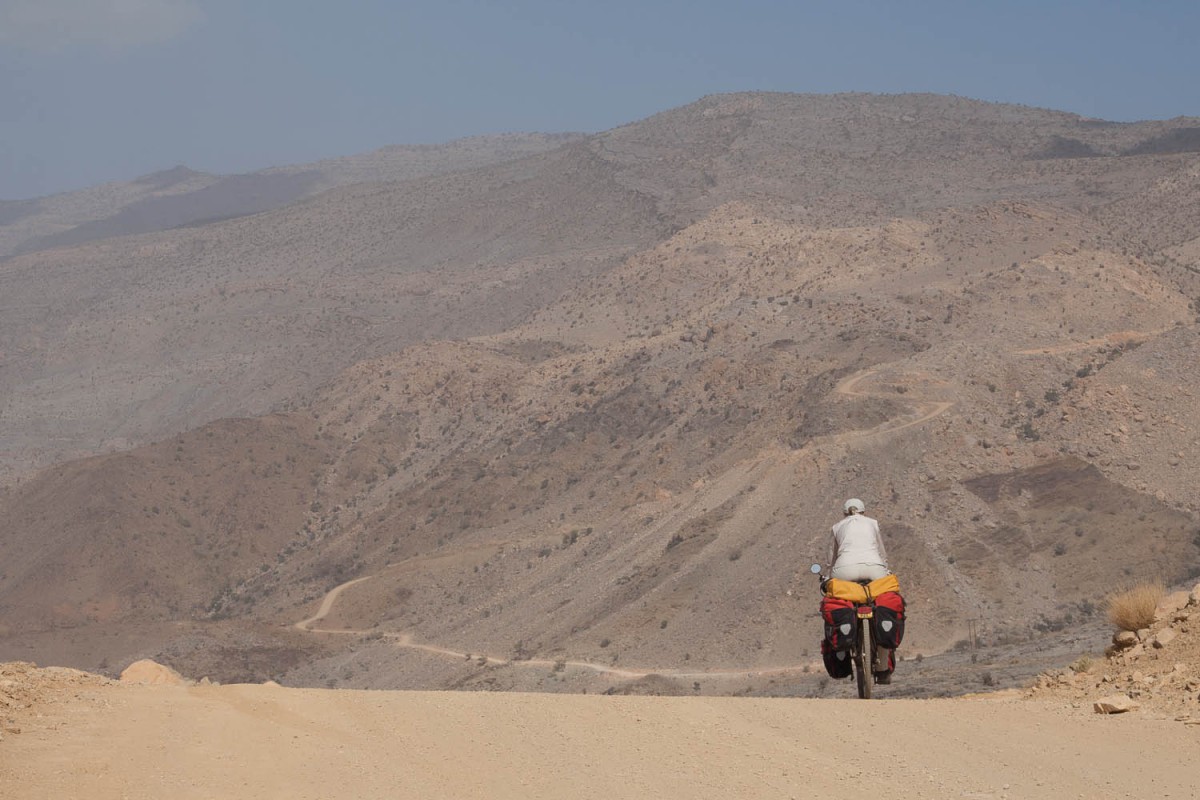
[2,0,1198,199]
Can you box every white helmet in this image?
[843,498,865,515]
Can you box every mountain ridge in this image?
[0,132,586,258]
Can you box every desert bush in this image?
[1105,583,1164,631]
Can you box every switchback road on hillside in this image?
[833,368,955,438]
[292,329,1167,679]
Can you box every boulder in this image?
[1190,583,1200,607]
[119,659,187,686]
[1111,630,1138,649]
[1094,694,1140,714]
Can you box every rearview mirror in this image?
[810,563,822,574]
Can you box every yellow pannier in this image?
[824,573,901,603]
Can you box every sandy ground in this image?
[3,682,1198,800]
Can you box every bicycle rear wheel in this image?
[854,620,872,699]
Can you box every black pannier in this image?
[821,638,853,679]
[820,596,857,651]
[872,591,905,650]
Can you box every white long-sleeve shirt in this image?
[829,514,889,576]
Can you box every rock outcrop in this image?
[119,659,189,686]
[1030,581,1200,721]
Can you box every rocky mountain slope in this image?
[1,93,1199,691]
[1030,583,1200,717]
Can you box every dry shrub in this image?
[1105,583,1164,632]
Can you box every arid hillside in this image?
[1,93,1199,693]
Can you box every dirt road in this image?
[3,682,1196,799]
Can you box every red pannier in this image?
[872,591,906,650]
[820,596,857,651]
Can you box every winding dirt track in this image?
[293,575,372,632]
[834,368,955,437]
[295,567,811,681]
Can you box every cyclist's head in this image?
[843,498,865,516]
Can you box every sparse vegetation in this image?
[1106,583,1164,632]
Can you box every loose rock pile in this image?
[0,661,112,742]
[1028,583,1200,720]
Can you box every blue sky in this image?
[2,0,1198,199]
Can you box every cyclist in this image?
[829,498,889,581]
[827,497,896,683]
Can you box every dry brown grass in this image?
[1106,583,1164,632]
